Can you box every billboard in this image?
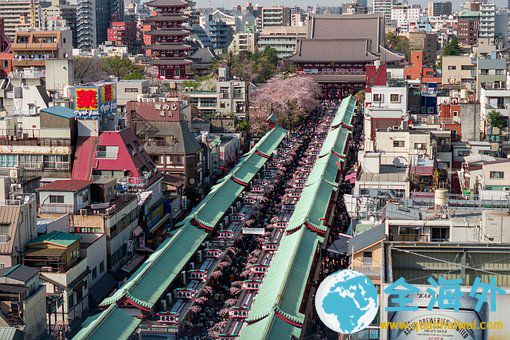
[74,82,117,118]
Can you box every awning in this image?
[132,226,144,238]
[327,235,351,255]
[149,213,171,234]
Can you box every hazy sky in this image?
[195,0,509,10]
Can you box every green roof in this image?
[286,179,336,232]
[459,10,479,17]
[239,313,301,339]
[100,224,207,308]
[306,153,340,185]
[256,126,288,156]
[194,178,245,228]
[40,106,76,119]
[331,95,356,127]
[73,305,141,340]
[232,152,268,184]
[28,231,80,247]
[319,125,351,157]
[245,227,322,327]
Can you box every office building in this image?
[427,1,452,17]
[372,0,395,21]
[0,0,42,40]
[261,6,291,29]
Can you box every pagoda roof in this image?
[146,29,189,36]
[149,59,193,66]
[147,44,192,50]
[148,14,188,21]
[146,0,188,7]
[288,38,378,63]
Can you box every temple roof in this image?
[308,14,384,54]
[288,38,378,63]
[149,59,193,66]
[146,29,189,36]
[148,15,188,21]
[147,44,192,50]
[146,0,188,7]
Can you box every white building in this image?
[373,0,395,21]
[390,4,421,31]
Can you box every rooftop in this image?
[37,180,92,192]
[28,231,80,247]
[0,265,39,283]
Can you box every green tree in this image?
[487,110,506,129]
[99,56,144,80]
[385,32,410,60]
[442,38,463,56]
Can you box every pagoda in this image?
[145,0,193,80]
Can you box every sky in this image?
[195,0,510,11]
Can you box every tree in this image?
[385,32,410,60]
[250,76,321,135]
[487,110,506,129]
[442,38,463,56]
[100,56,144,79]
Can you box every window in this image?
[92,267,97,280]
[68,293,75,309]
[363,251,372,258]
[127,144,135,156]
[43,155,69,170]
[96,146,118,159]
[461,65,474,70]
[458,150,470,157]
[393,140,405,147]
[448,66,456,70]
[0,155,18,168]
[490,171,505,179]
[431,228,449,242]
[99,261,105,273]
[496,69,504,75]
[49,195,65,204]
[71,248,79,259]
[0,223,9,234]
[390,94,400,103]
[124,88,139,93]
[373,94,383,102]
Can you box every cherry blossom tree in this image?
[250,76,321,134]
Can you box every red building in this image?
[0,18,12,78]
[107,21,137,53]
[72,128,161,189]
[144,0,192,80]
[404,50,441,83]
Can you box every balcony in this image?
[38,203,75,214]
[12,42,58,52]
[391,234,428,242]
[12,59,45,68]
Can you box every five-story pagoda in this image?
[145,0,193,80]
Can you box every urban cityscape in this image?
[0,0,508,339]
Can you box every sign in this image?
[74,82,117,119]
[242,227,265,235]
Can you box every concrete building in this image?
[76,0,122,50]
[408,31,438,65]
[372,0,395,20]
[457,11,479,47]
[475,57,507,98]
[390,4,421,32]
[261,6,291,29]
[258,25,307,59]
[427,1,452,17]
[0,0,42,40]
[116,79,150,108]
[228,32,257,55]
[42,0,77,46]
[207,19,233,52]
[11,28,72,71]
[441,55,475,85]
[125,98,205,200]
[107,21,137,53]
[0,265,46,339]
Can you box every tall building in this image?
[479,2,496,41]
[0,0,42,40]
[76,0,124,50]
[208,19,233,51]
[42,0,77,46]
[145,0,192,80]
[372,0,395,21]
[107,21,137,52]
[458,10,480,47]
[390,4,421,31]
[427,1,452,17]
[261,6,291,29]
[258,25,307,58]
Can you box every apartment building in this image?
[372,0,395,21]
[427,1,452,17]
[441,55,475,85]
[0,265,46,339]
[0,0,42,40]
[11,28,73,71]
[258,25,307,59]
[228,32,257,55]
[261,6,291,29]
